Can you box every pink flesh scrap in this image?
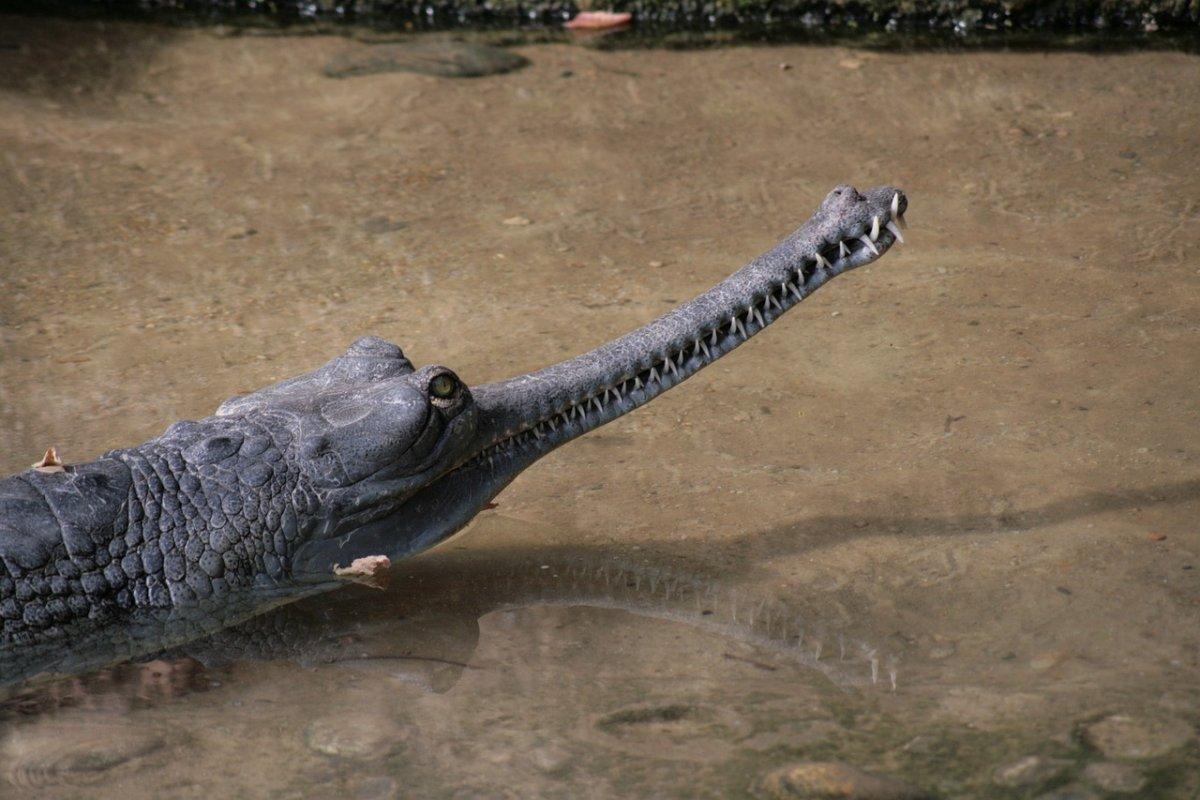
[565,11,633,29]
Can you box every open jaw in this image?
[292,184,906,575]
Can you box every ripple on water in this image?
[1,717,176,789]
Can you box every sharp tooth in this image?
[649,366,659,383]
[815,252,830,269]
[533,426,543,439]
[699,341,710,358]
[548,417,557,431]
[664,358,676,376]
[677,350,686,366]
[839,241,850,258]
[734,317,748,338]
[592,397,603,412]
[752,307,765,327]
[710,328,718,345]
[890,192,900,220]
[692,338,700,356]
[859,235,879,256]
[870,215,880,241]
[885,220,904,244]
[788,282,804,301]
[634,375,643,390]
[768,294,782,311]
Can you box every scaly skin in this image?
[0,184,907,682]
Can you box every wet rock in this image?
[323,41,530,79]
[304,714,411,761]
[758,761,929,799]
[992,755,1073,788]
[2,722,168,786]
[1081,762,1146,794]
[1082,714,1195,760]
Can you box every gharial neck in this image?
[464,184,907,483]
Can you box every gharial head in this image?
[222,184,908,581]
[213,337,483,546]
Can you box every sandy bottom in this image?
[0,16,1198,798]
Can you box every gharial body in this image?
[0,185,906,680]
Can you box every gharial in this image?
[0,185,906,676]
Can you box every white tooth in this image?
[634,376,643,390]
[815,252,830,269]
[710,329,718,345]
[839,241,850,258]
[548,417,557,431]
[734,317,748,338]
[891,192,900,220]
[752,307,765,327]
[592,397,602,412]
[886,220,904,244]
[870,215,880,242]
[768,294,782,311]
[859,235,879,256]
[664,358,676,376]
[533,426,543,439]
[649,366,659,383]
[692,338,700,355]
[699,341,710,358]
[788,282,804,301]
[677,350,686,366]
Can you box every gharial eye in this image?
[429,373,459,400]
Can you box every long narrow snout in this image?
[469,184,907,475]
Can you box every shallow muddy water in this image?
[1,15,1199,799]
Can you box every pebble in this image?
[992,755,1072,788]
[304,715,411,762]
[323,41,530,79]
[1081,762,1145,794]
[1082,714,1195,760]
[758,761,929,799]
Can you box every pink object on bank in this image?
[565,10,633,29]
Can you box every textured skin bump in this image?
[0,417,310,646]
